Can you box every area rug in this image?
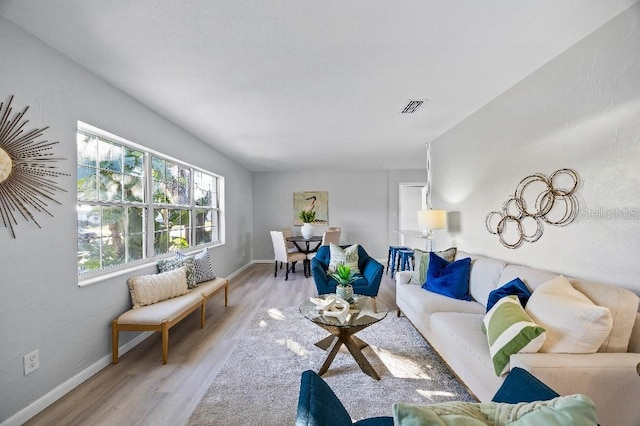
[188,306,474,425]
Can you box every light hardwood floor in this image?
[26,262,398,426]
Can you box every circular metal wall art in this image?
[485,168,580,249]
[0,95,68,238]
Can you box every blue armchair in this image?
[311,245,384,297]
[295,367,560,426]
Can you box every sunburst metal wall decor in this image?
[0,95,68,238]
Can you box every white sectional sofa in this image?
[396,250,640,426]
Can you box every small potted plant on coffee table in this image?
[331,263,356,303]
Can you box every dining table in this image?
[286,235,323,277]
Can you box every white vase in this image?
[301,222,314,239]
[336,285,354,302]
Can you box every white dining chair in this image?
[270,231,307,280]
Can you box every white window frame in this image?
[77,121,225,286]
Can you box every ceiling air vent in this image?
[400,99,427,114]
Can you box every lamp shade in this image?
[418,209,447,232]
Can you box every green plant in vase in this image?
[298,210,316,238]
[331,263,356,302]
[298,210,316,223]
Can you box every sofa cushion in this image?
[408,247,456,285]
[397,284,485,328]
[328,243,360,274]
[486,277,532,312]
[177,248,215,284]
[570,278,639,353]
[498,264,558,292]
[484,295,546,376]
[525,276,613,354]
[424,253,472,301]
[127,267,189,309]
[457,251,507,307]
[430,312,496,372]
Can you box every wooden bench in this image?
[112,277,228,364]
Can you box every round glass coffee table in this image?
[299,295,388,380]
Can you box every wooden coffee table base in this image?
[314,323,380,381]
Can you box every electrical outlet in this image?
[24,349,39,375]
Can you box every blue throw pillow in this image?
[486,277,531,312]
[423,252,472,301]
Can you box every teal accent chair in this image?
[295,367,560,426]
[311,245,383,297]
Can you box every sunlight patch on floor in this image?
[416,389,456,399]
[276,338,309,357]
[267,308,286,320]
[374,347,433,380]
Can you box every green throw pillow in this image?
[483,295,546,376]
[328,243,360,275]
[408,247,456,285]
[157,256,197,289]
[393,394,597,426]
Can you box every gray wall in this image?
[0,18,253,423]
[430,4,640,294]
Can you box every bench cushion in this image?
[197,277,228,298]
[117,290,202,325]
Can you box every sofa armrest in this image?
[395,270,413,286]
[511,352,640,426]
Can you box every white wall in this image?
[0,18,252,423]
[430,3,640,294]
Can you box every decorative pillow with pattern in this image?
[157,256,196,289]
[128,267,189,309]
[408,247,457,285]
[484,295,546,376]
[327,243,360,275]
[176,248,215,284]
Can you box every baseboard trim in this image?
[1,331,152,426]
[2,262,257,426]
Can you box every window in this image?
[77,123,223,275]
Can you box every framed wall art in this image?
[293,191,328,225]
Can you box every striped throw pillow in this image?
[484,295,546,376]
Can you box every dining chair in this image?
[306,229,341,263]
[282,227,299,253]
[270,231,307,280]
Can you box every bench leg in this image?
[200,297,206,329]
[111,319,119,364]
[161,320,169,364]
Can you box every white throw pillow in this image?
[127,266,189,308]
[327,243,360,275]
[525,275,613,353]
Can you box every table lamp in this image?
[418,209,447,251]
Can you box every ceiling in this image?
[1,1,636,172]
